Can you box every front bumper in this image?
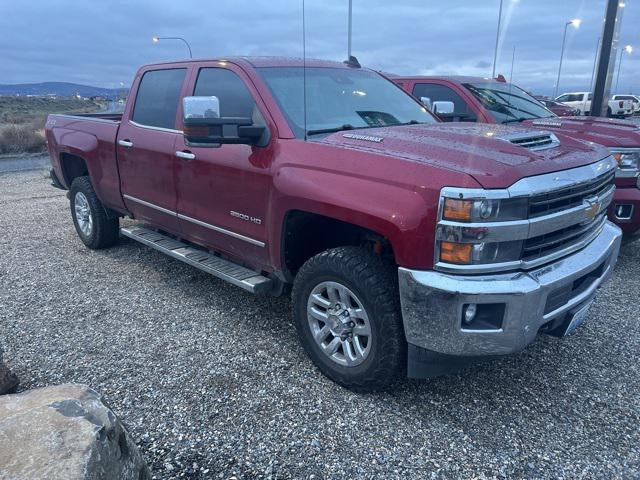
[609,186,640,235]
[398,221,621,358]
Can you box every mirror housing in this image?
[182,96,267,146]
[432,101,455,115]
[419,96,432,109]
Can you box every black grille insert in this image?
[528,170,615,218]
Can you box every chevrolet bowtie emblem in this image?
[584,197,601,220]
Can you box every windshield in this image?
[463,82,555,124]
[258,67,436,138]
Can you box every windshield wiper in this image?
[502,117,529,124]
[306,124,355,136]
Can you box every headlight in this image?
[437,189,528,268]
[442,197,528,223]
[611,149,640,176]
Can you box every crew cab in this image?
[46,58,621,391]
[393,75,640,236]
[555,92,633,118]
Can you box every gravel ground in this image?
[1,170,639,480]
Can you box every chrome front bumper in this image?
[398,221,622,357]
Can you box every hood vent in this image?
[502,131,560,151]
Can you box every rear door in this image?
[117,67,188,232]
[174,64,274,268]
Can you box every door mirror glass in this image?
[182,95,267,146]
[420,96,432,109]
[183,96,220,120]
[432,101,455,115]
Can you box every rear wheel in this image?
[292,247,405,392]
[70,176,119,249]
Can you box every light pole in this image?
[491,0,519,78]
[615,44,633,93]
[491,0,504,78]
[347,0,353,59]
[152,36,193,58]
[554,19,581,98]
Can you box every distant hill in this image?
[0,82,127,99]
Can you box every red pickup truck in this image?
[393,75,640,235]
[46,58,622,391]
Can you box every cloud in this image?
[0,0,637,95]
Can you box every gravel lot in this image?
[1,170,639,479]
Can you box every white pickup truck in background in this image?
[555,92,633,117]
[612,94,640,115]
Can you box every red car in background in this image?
[393,75,640,236]
[534,97,579,117]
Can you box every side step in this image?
[120,225,273,294]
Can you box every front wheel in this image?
[70,176,119,249]
[292,247,406,392]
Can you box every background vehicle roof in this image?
[392,75,501,84]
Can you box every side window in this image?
[132,69,186,129]
[412,83,474,117]
[194,68,263,123]
[587,93,593,101]
[556,94,570,102]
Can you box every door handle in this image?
[176,151,196,161]
[118,139,134,148]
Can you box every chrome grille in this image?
[528,170,615,218]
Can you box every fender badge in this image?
[343,133,383,143]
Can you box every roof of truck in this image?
[141,56,356,69]
[393,75,500,84]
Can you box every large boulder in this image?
[0,346,19,395]
[0,384,151,479]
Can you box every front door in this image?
[117,67,187,232]
[175,64,273,268]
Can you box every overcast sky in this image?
[1,0,638,95]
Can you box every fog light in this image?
[614,204,634,220]
[463,304,477,325]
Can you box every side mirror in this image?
[419,96,432,110]
[182,96,267,146]
[432,101,455,115]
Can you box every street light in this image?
[491,0,519,78]
[152,36,193,58]
[554,19,581,98]
[615,44,633,92]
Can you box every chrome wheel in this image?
[74,191,93,237]
[307,281,372,367]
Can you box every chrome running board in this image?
[120,225,272,294]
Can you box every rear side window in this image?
[194,68,261,121]
[412,83,473,116]
[132,68,186,129]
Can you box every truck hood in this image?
[522,116,640,149]
[317,123,610,189]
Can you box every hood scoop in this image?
[501,131,560,151]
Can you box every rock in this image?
[0,384,151,479]
[0,346,19,395]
